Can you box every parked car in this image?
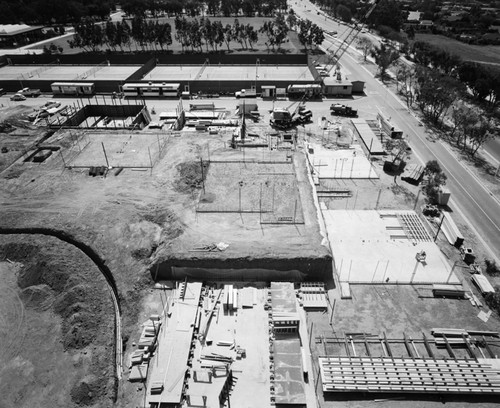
[10,93,26,101]
[41,101,61,109]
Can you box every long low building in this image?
[145,64,317,94]
[0,64,142,93]
[0,61,320,95]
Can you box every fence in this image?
[195,157,305,224]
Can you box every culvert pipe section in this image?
[0,227,123,398]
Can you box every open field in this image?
[27,17,304,55]
[414,33,500,66]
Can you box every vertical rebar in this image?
[101,142,110,168]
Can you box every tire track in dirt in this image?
[0,285,26,363]
[0,227,122,401]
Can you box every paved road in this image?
[295,0,500,261]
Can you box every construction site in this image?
[1,5,499,407]
[1,86,499,408]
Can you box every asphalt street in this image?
[295,0,500,261]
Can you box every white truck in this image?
[235,89,257,98]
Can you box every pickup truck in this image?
[17,87,41,97]
[235,89,257,98]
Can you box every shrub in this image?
[485,259,500,276]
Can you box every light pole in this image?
[255,58,260,94]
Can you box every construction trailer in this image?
[287,83,322,99]
[377,113,403,139]
[51,82,95,96]
[322,78,353,97]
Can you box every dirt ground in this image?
[0,99,329,406]
[1,52,499,408]
[0,235,115,408]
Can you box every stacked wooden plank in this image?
[431,328,468,337]
[319,356,500,394]
[300,282,328,310]
[223,284,234,311]
[129,363,149,382]
[401,164,424,185]
[441,212,464,248]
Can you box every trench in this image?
[0,227,122,401]
[151,255,334,282]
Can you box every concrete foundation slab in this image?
[323,210,459,285]
[308,143,378,179]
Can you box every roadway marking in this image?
[438,140,500,206]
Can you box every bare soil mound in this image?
[0,235,115,408]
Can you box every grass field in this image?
[415,33,500,65]
[28,17,303,55]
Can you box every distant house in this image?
[0,24,44,48]
[419,20,434,31]
[407,11,422,23]
[404,11,433,31]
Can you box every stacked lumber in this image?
[201,353,232,363]
[233,288,238,310]
[129,363,149,382]
[441,212,464,248]
[300,282,328,309]
[319,356,500,394]
[240,287,254,308]
[131,350,144,365]
[223,285,234,311]
[431,328,468,337]
[138,319,162,350]
[401,164,424,185]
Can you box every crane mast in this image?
[325,0,381,75]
